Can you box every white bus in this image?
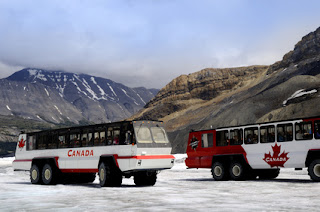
[13,120,174,187]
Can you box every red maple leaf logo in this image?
[18,138,26,149]
[263,143,289,167]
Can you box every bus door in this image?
[199,131,215,168]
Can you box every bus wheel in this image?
[134,171,157,186]
[99,162,122,187]
[308,159,320,181]
[30,164,42,184]
[229,162,246,181]
[42,163,57,185]
[211,162,228,181]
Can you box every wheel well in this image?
[99,156,119,170]
[32,158,57,169]
[306,150,320,167]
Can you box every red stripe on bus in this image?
[117,155,175,160]
[13,159,32,162]
[60,169,98,173]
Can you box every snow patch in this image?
[28,69,38,76]
[44,88,50,96]
[283,89,317,106]
[136,93,146,105]
[6,105,11,111]
[121,89,139,105]
[54,105,63,115]
[36,115,43,120]
[108,83,117,97]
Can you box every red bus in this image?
[185,117,320,181]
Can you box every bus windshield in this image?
[133,121,169,144]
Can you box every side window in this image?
[277,124,293,142]
[230,129,243,145]
[260,125,275,143]
[27,135,35,150]
[70,133,80,147]
[81,130,93,147]
[295,122,312,140]
[107,127,113,145]
[37,134,47,149]
[244,127,258,144]
[113,129,120,145]
[94,130,106,146]
[201,133,213,148]
[47,133,58,149]
[216,130,228,146]
[315,121,320,139]
[58,134,68,148]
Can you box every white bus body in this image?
[13,120,174,187]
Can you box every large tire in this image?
[42,163,57,185]
[211,162,228,181]
[30,164,42,184]
[257,169,280,180]
[99,162,122,187]
[229,162,246,181]
[308,159,320,181]
[134,171,157,186]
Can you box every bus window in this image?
[113,129,120,145]
[277,124,293,142]
[94,130,106,146]
[260,125,275,143]
[135,126,152,143]
[27,135,35,150]
[244,127,258,144]
[216,130,228,146]
[81,131,93,147]
[47,133,58,149]
[58,134,68,148]
[230,129,243,145]
[70,133,80,147]
[151,126,169,143]
[315,121,320,139]
[107,127,113,145]
[37,133,47,149]
[201,133,213,148]
[295,122,312,140]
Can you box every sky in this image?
[0,0,320,88]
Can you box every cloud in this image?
[0,0,320,88]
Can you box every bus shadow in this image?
[177,178,214,182]
[5,182,32,185]
[258,178,314,184]
[176,178,314,183]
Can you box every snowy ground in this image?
[1,154,320,212]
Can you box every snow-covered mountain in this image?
[1,68,158,125]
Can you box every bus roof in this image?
[189,115,320,133]
[23,119,163,135]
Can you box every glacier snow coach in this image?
[13,120,174,187]
[186,117,320,181]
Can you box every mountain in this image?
[0,68,158,154]
[131,27,320,153]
